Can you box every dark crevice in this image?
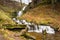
[6,28,25,32]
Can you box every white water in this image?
[17,11,22,17]
[21,0,32,4]
[28,25,55,34]
[22,6,27,11]
[13,0,32,24]
[27,25,34,32]
[12,0,55,34]
[33,25,39,33]
[12,0,32,5]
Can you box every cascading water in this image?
[27,25,34,32]
[17,5,27,17]
[17,11,22,17]
[28,25,55,34]
[33,25,40,33]
[12,0,32,5]
[12,0,55,34]
[39,25,55,34]
[13,0,32,24]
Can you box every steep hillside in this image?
[0,0,25,28]
[0,0,25,18]
[20,3,60,30]
[0,9,15,26]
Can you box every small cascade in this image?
[46,26,55,34]
[22,6,27,11]
[21,0,32,4]
[27,25,34,32]
[12,0,32,4]
[27,25,55,34]
[34,25,39,33]
[13,0,32,24]
[38,25,43,33]
[17,11,22,17]
[12,0,55,34]
[17,5,27,17]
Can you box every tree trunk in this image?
[20,0,22,6]
[51,0,55,10]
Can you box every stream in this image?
[12,0,55,34]
[12,0,56,40]
[8,0,60,40]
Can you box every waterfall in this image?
[17,11,22,17]
[13,0,32,24]
[27,25,34,32]
[22,6,27,11]
[12,0,55,34]
[33,25,40,33]
[27,25,55,34]
[13,5,28,24]
[12,0,32,5]
[21,0,32,4]
[46,26,55,34]
[17,5,27,17]
[27,23,55,34]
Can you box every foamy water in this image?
[12,0,32,5]
[27,25,55,34]
[12,0,55,34]
[17,11,22,17]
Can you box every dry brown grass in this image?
[0,29,26,40]
[20,4,60,29]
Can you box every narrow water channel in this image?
[12,0,59,40]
